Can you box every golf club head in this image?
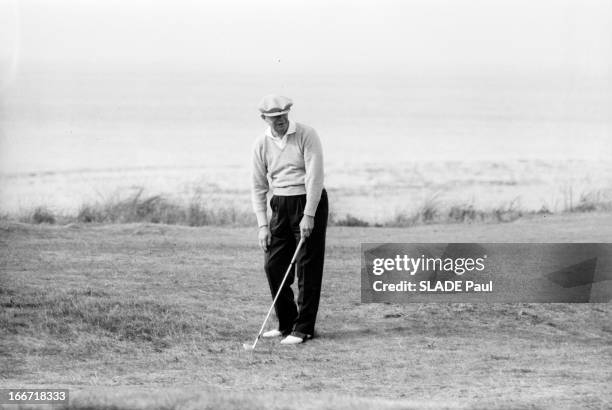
[242,343,255,351]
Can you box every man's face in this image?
[262,113,289,136]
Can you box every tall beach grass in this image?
[5,186,612,228]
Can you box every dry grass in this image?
[1,214,612,409]
[7,188,612,228]
[75,188,255,226]
[570,190,612,213]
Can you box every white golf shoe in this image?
[280,335,304,345]
[262,329,283,338]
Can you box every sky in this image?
[1,0,611,79]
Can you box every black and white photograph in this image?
[1,0,611,408]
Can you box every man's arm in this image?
[302,127,324,217]
[299,126,324,238]
[251,139,272,251]
[251,139,269,228]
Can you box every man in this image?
[251,94,328,345]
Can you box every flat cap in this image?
[258,94,293,116]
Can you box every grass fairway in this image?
[1,213,611,409]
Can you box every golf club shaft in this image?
[250,237,305,348]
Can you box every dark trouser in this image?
[264,189,328,337]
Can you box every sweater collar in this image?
[265,120,296,140]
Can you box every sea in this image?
[1,65,611,222]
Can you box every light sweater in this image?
[251,121,324,227]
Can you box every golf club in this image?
[243,236,306,351]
